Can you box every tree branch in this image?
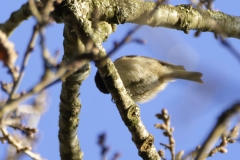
[127,3,240,39]
[90,0,240,39]
[58,23,91,160]
[0,52,94,118]
[9,25,39,100]
[196,103,240,160]
[0,2,37,37]
[0,127,44,160]
[54,0,160,159]
[95,49,160,160]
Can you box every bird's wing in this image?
[157,60,185,70]
[119,55,186,71]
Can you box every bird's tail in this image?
[168,70,203,83]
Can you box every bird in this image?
[95,55,203,103]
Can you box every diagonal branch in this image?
[9,25,39,100]
[0,2,41,37]
[95,46,160,160]
[196,103,240,160]
[0,127,44,160]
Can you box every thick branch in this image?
[58,81,84,160]
[58,25,91,160]
[127,3,240,39]
[91,0,240,39]
[0,2,32,37]
[55,1,160,159]
[95,48,160,160]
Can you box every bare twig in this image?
[157,149,166,160]
[9,25,39,100]
[97,132,121,160]
[184,125,239,160]
[95,25,143,71]
[0,92,46,159]
[107,25,141,58]
[183,146,204,159]
[97,133,110,160]
[219,37,240,63]
[0,52,94,117]
[29,0,43,23]
[0,127,44,160]
[208,125,239,157]
[175,150,184,160]
[111,152,121,160]
[196,103,240,160]
[1,82,13,94]
[155,109,175,160]
[8,123,38,138]
[3,0,55,118]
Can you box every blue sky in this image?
[1,0,240,160]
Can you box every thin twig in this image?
[196,103,240,160]
[28,0,42,23]
[0,127,44,160]
[9,25,39,100]
[220,37,240,63]
[8,123,38,137]
[95,25,142,67]
[0,51,96,117]
[107,25,142,58]
[155,109,176,160]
